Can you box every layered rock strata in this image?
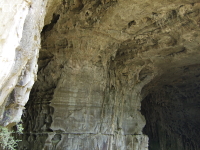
[19,1,200,150]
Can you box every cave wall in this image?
[141,64,200,150]
[142,87,200,150]
[19,0,200,150]
[20,1,149,149]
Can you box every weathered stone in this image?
[0,0,48,125]
[1,0,200,150]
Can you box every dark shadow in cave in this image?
[141,65,200,150]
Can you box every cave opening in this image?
[141,65,200,150]
[15,1,200,149]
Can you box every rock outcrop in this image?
[0,0,47,126]
[1,0,200,150]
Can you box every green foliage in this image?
[0,122,23,150]
[15,123,23,134]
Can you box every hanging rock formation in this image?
[1,0,200,150]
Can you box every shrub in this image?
[0,122,23,150]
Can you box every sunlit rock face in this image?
[1,0,200,150]
[0,0,50,126]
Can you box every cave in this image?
[18,1,200,150]
[141,64,200,150]
[1,1,200,150]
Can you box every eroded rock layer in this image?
[18,0,200,150]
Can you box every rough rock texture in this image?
[0,0,48,126]
[17,0,200,150]
[1,0,200,150]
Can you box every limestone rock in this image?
[19,0,200,150]
[0,0,47,125]
[1,0,200,150]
